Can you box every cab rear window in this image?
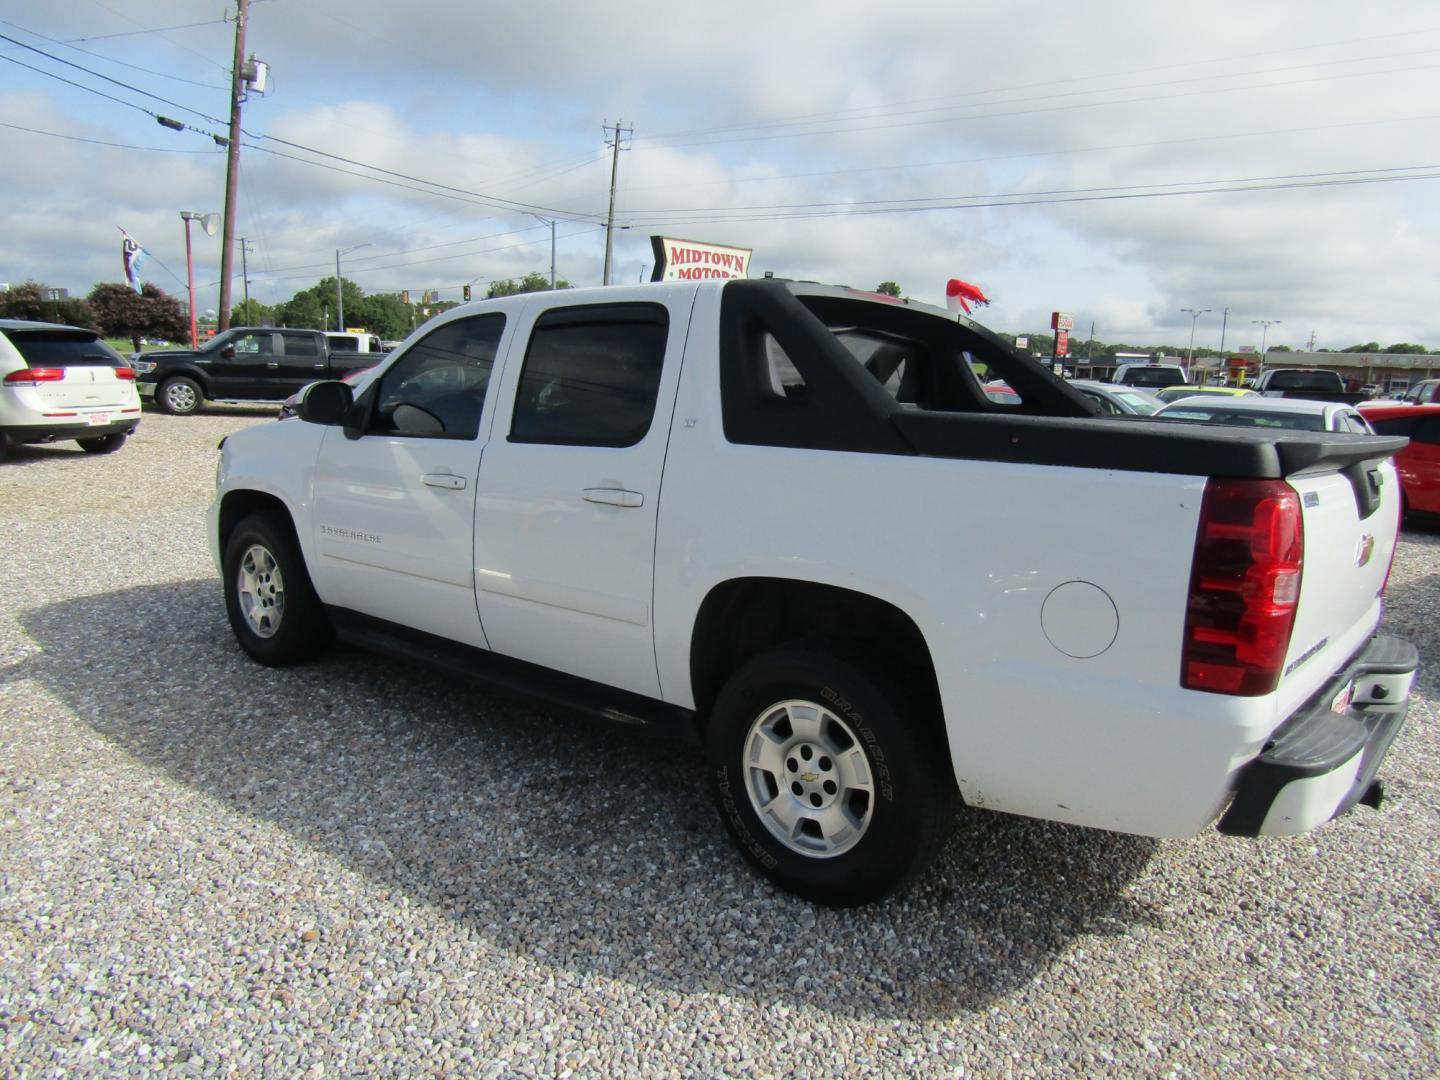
[8,330,127,368]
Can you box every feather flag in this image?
[945,278,990,314]
[120,228,147,294]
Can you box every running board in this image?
[327,607,700,741]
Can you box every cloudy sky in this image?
[2,0,1438,350]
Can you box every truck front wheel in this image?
[158,376,203,415]
[706,645,956,906]
[222,514,332,666]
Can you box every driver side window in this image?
[368,314,505,440]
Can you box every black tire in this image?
[157,376,203,415]
[706,645,957,906]
[77,432,127,454]
[222,513,333,666]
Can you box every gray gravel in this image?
[1,408,1437,1077]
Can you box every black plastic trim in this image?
[1,419,140,446]
[1218,633,1417,836]
[328,608,701,742]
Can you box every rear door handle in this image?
[423,472,467,490]
[266,361,279,368]
[584,487,643,508]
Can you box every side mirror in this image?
[220,345,236,360]
[295,380,354,426]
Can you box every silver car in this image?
[1068,379,1164,416]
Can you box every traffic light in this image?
[463,283,472,302]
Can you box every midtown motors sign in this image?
[650,236,752,281]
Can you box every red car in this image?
[1359,403,1440,517]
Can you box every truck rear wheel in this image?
[222,513,332,666]
[158,376,203,415]
[706,645,956,906]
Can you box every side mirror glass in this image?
[295,380,354,426]
[220,345,236,360]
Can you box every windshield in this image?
[1113,390,1161,415]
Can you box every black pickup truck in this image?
[135,328,379,414]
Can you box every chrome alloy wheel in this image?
[163,381,198,412]
[743,699,875,858]
[236,543,285,638]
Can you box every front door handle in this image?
[584,487,643,508]
[423,472,467,490]
[266,361,280,368]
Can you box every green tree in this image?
[276,276,365,330]
[231,298,273,326]
[352,293,417,341]
[1342,342,1382,353]
[487,271,571,298]
[874,281,902,297]
[1384,342,1427,354]
[87,283,183,350]
[0,280,93,327]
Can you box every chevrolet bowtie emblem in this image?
[800,772,818,783]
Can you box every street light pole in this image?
[1180,307,1211,370]
[335,243,373,331]
[236,237,253,318]
[1252,319,1282,363]
[179,211,219,348]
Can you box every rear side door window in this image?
[368,314,505,439]
[508,303,669,447]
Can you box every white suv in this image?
[0,319,142,458]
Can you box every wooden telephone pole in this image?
[217,0,249,330]
[601,120,631,286]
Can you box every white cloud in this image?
[1,0,1437,348]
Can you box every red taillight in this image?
[115,367,136,380]
[1182,479,1303,696]
[4,367,66,386]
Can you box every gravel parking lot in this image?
[1,409,1437,1077]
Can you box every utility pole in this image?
[217,0,249,330]
[1218,306,1229,354]
[236,237,253,317]
[1306,329,1317,352]
[602,120,631,286]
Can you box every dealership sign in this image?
[650,236,752,281]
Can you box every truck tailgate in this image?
[1280,455,1401,705]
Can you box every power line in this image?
[0,119,225,153]
[644,60,1440,149]
[33,17,228,46]
[618,171,1440,229]
[618,162,1440,218]
[246,132,608,222]
[0,16,230,90]
[0,30,228,125]
[648,32,1440,144]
